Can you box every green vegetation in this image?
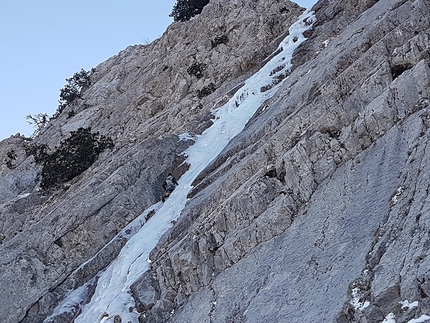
[197,83,216,98]
[170,0,210,22]
[5,150,17,169]
[187,62,207,79]
[56,68,94,117]
[68,110,77,119]
[211,35,229,48]
[26,68,94,138]
[26,127,114,190]
[54,238,64,248]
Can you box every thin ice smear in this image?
[53,9,316,323]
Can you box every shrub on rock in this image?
[27,127,114,190]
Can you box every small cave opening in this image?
[390,63,413,80]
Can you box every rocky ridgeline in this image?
[0,0,304,322]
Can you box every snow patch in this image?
[350,287,370,310]
[382,300,430,323]
[16,192,31,199]
[383,313,396,323]
[178,132,195,141]
[408,315,430,323]
[400,300,419,310]
[391,186,405,205]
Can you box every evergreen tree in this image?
[56,68,93,116]
[170,0,210,22]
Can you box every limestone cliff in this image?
[0,1,304,322]
[1,0,430,322]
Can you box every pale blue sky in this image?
[0,0,316,141]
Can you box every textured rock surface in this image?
[0,0,304,322]
[139,0,430,322]
[1,0,430,322]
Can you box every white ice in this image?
[48,9,316,323]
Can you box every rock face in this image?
[137,0,430,322]
[1,0,430,322]
[0,1,304,322]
